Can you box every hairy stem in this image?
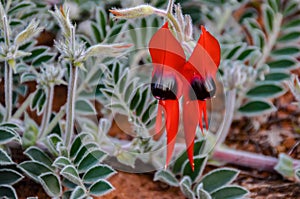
[44,105,66,137]
[4,61,12,121]
[212,147,300,171]
[216,89,236,145]
[64,65,78,148]
[12,92,34,119]
[39,84,54,139]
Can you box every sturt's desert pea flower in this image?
[149,23,220,171]
[182,26,220,170]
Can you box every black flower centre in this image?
[189,76,216,100]
[151,71,177,100]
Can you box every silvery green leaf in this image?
[83,165,116,183]
[24,146,53,168]
[210,185,249,199]
[49,6,73,38]
[0,185,17,199]
[153,169,179,187]
[116,150,136,168]
[18,161,52,182]
[84,43,131,59]
[15,20,43,46]
[0,149,14,166]
[0,169,24,185]
[199,168,239,193]
[39,172,62,198]
[70,186,86,199]
[179,177,195,199]
[60,165,81,185]
[196,184,212,199]
[89,179,114,197]
[53,156,71,169]
[77,149,107,173]
[274,153,295,179]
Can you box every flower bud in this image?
[110,5,155,19]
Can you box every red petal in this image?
[183,26,220,79]
[160,99,179,169]
[183,99,199,171]
[149,22,186,73]
[199,26,221,68]
[198,100,208,135]
[155,101,163,135]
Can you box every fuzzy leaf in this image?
[268,58,297,70]
[21,73,37,83]
[15,19,43,45]
[18,161,52,182]
[8,2,33,15]
[274,153,294,178]
[70,133,92,158]
[23,46,49,62]
[89,179,114,197]
[74,142,99,164]
[246,84,285,99]
[75,99,96,115]
[0,169,24,185]
[264,72,290,82]
[278,31,300,43]
[210,185,249,199]
[53,156,71,169]
[196,184,212,199]
[60,165,81,185]
[154,169,179,187]
[32,53,55,67]
[39,172,62,198]
[0,149,14,165]
[200,168,239,193]
[271,46,300,56]
[0,185,17,199]
[24,146,53,168]
[173,140,205,174]
[83,165,116,183]
[179,178,195,199]
[0,127,20,144]
[182,156,207,182]
[70,186,86,199]
[238,100,276,116]
[78,149,107,173]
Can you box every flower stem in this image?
[216,89,236,145]
[44,105,66,137]
[39,84,54,140]
[64,65,78,148]
[4,60,12,122]
[12,92,34,119]
[212,147,300,171]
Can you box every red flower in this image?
[182,26,220,170]
[149,23,220,170]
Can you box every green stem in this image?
[44,105,66,137]
[216,89,236,145]
[12,92,34,119]
[64,65,78,148]
[4,60,12,122]
[166,13,183,42]
[39,84,54,140]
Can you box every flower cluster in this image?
[149,22,220,170]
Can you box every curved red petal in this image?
[160,99,179,169]
[155,101,163,135]
[149,22,186,72]
[183,26,220,79]
[199,26,221,68]
[198,101,207,136]
[183,99,199,171]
